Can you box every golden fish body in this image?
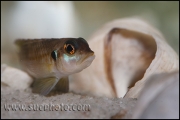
[15,38,95,95]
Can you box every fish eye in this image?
[64,44,75,55]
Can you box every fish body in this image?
[15,38,95,95]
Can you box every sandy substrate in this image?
[1,85,137,119]
[1,64,178,119]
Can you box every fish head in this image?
[58,37,95,75]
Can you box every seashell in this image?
[69,18,179,98]
[131,71,179,119]
[1,64,33,90]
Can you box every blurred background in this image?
[1,1,179,69]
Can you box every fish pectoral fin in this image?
[55,76,69,93]
[32,77,58,96]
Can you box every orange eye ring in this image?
[64,44,75,55]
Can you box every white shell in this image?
[131,71,179,119]
[1,64,33,90]
[70,18,179,98]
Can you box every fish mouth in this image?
[79,51,95,64]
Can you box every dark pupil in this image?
[67,44,73,53]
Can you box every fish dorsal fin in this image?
[15,39,39,47]
[32,77,58,96]
[15,39,27,47]
[55,76,69,93]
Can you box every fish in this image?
[15,37,95,96]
